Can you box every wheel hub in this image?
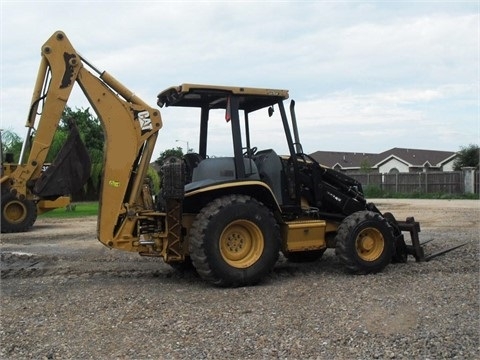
[225,233,247,256]
[360,237,375,251]
[356,227,384,262]
[4,200,27,224]
[220,220,264,268]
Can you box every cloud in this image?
[1,1,477,157]
[294,12,477,92]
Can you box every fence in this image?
[347,170,479,195]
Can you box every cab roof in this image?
[157,83,289,113]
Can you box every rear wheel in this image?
[189,194,280,287]
[1,193,37,233]
[335,211,394,274]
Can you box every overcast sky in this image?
[1,1,478,158]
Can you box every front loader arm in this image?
[11,31,162,249]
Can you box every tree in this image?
[49,107,104,164]
[453,144,479,170]
[1,129,23,162]
[2,108,162,201]
[360,159,373,174]
[155,147,184,167]
[147,166,160,195]
[43,107,105,200]
[1,108,104,168]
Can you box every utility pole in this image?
[175,139,190,153]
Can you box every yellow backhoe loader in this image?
[1,31,463,286]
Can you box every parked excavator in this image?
[1,31,463,286]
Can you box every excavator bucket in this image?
[394,216,467,262]
[33,121,91,199]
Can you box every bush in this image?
[363,185,385,198]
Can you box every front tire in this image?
[335,211,394,274]
[189,194,280,287]
[1,193,37,233]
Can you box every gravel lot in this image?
[1,199,479,359]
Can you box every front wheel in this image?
[335,211,394,274]
[189,194,280,287]
[1,193,37,233]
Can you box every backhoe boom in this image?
[2,31,162,248]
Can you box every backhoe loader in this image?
[1,129,73,233]
[2,30,462,287]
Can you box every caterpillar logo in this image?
[138,110,152,131]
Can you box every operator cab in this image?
[157,84,296,204]
[157,84,366,219]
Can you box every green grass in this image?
[39,202,99,218]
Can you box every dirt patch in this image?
[373,199,479,229]
[1,199,478,359]
[1,199,477,279]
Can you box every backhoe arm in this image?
[10,31,162,249]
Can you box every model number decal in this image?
[109,180,120,187]
[327,191,342,203]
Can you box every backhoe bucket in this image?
[395,216,467,262]
[33,122,91,198]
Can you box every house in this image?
[309,147,457,174]
[308,151,377,172]
[374,148,457,173]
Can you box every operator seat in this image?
[190,157,259,184]
[183,153,203,184]
[253,149,284,204]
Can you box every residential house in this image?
[309,147,457,174]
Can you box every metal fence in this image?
[347,171,479,195]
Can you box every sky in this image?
[1,1,478,159]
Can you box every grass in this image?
[39,202,99,218]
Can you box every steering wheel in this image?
[243,147,258,157]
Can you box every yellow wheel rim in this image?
[219,220,264,268]
[3,200,27,224]
[356,227,384,262]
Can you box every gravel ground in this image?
[0,199,479,359]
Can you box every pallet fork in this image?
[397,217,467,262]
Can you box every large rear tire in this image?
[189,194,280,287]
[1,193,37,233]
[335,211,394,274]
